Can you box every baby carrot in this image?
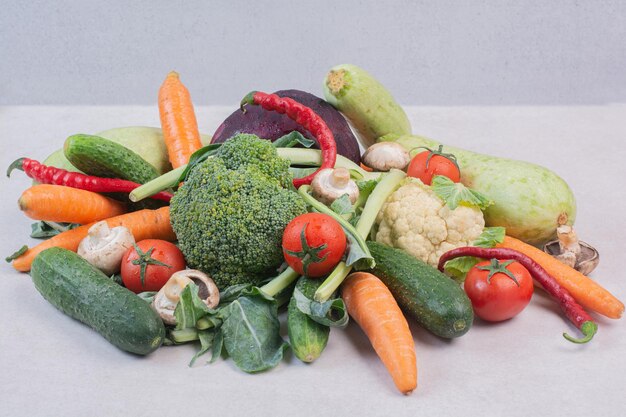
[12,206,175,272]
[158,71,203,168]
[497,236,623,319]
[342,272,417,395]
[19,184,127,224]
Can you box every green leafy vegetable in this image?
[444,227,506,281]
[330,193,354,218]
[218,289,288,372]
[271,131,315,149]
[30,221,80,239]
[174,284,218,330]
[5,245,28,263]
[292,285,349,328]
[431,175,493,210]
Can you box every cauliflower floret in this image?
[374,179,485,267]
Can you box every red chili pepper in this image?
[438,246,597,344]
[7,158,173,202]
[240,91,337,188]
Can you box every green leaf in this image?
[30,221,79,239]
[219,283,254,305]
[5,245,28,263]
[473,226,506,247]
[218,291,288,373]
[356,179,378,194]
[292,285,349,328]
[179,144,222,182]
[444,226,507,282]
[210,329,224,364]
[174,284,218,330]
[431,175,494,210]
[272,131,315,148]
[330,194,354,217]
[189,330,215,367]
[345,232,375,270]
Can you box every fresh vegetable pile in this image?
[5,66,624,395]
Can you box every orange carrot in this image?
[498,236,624,319]
[158,71,203,168]
[12,206,175,272]
[342,272,417,395]
[18,184,127,224]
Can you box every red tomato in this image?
[121,239,186,293]
[407,146,461,185]
[464,259,534,322]
[282,213,347,278]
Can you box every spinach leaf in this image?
[292,285,349,328]
[174,283,219,330]
[189,330,216,366]
[218,290,288,373]
[30,221,79,239]
[272,131,315,149]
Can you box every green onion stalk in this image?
[130,148,379,202]
[312,169,406,302]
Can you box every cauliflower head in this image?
[374,179,485,266]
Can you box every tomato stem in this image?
[476,259,519,286]
[130,244,172,287]
[283,223,329,277]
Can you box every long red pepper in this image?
[7,158,173,202]
[240,91,337,188]
[438,247,597,344]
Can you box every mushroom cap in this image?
[151,270,220,325]
[543,240,599,275]
[310,167,359,205]
[77,221,135,275]
[362,142,410,172]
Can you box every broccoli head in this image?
[215,133,292,189]
[170,134,306,288]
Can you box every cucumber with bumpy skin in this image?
[323,64,411,147]
[368,241,473,338]
[31,247,165,355]
[287,277,330,363]
[64,134,159,184]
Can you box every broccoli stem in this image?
[129,166,185,202]
[314,169,406,302]
[260,267,299,297]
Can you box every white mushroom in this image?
[362,142,410,171]
[311,167,359,205]
[77,221,135,275]
[151,270,220,325]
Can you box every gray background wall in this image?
[2,0,625,105]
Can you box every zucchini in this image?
[31,247,165,355]
[323,64,411,147]
[287,277,330,363]
[64,134,159,184]
[367,241,473,338]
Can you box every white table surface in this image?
[1,105,625,417]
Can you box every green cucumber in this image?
[367,241,473,338]
[323,64,411,147]
[31,247,165,355]
[287,277,330,363]
[388,135,576,245]
[64,134,159,184]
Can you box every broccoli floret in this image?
[170,135,306,288]
[215,133,292,189]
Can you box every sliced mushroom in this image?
[311,167,359,205]
[543,225,599,275]
[362,142,410,172]
[152,270,220,325]
[77,221,135,275]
